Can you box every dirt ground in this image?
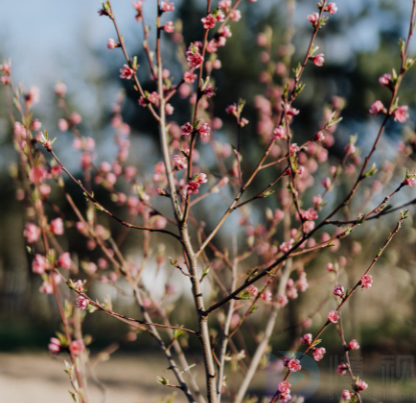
[0,352,176,403]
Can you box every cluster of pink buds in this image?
[186,173,207,195]
[277,381,291,402]
[0,60,11,85]
[161,0,174,13]
[186,44,204,69]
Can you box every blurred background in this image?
[1,0,416,402]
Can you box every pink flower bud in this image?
[24,223,41,243]
[348,339,360,350]
[199,122,211,138]
[325,2,338,14]
[48,337,62,354]
[337,364,348,375]
[393,105,409,123]
[58,119,69,132]
[379,73,391,87]
[273,125,287,140]
[50,218,64,235]
[307,12,320,27]
[76,296,88,310]
[107,38,118,49]
[285,358,301,372]
[32,254,47,274]
[355,379,368,392]
[369,100,384,115]
[333,284,344,297]
[311,53,325,66]
[313,347,326,361]
[161,0,174,12]
[360,274,373,289]
[70,340,85,356]
[55,82,67,97]
[58,252,72,270]
[342,390,351,400]
[300,333,313,345]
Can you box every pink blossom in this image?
[48,337,62,354]
[278,381,291,394]
[58,118,69,131]
[0,76,10,85]
[273,126,287,140]
[29,166,46,184]
[76,296,88,310]
[328,310,340,323]
[107,38,118,49]
[184,71,197,83]
[24,223,40,243]
[203,84,216,98]
[245,285,258,298]
[148,91,159,104]
[0,61,11,75]
[342,390,351,400]
[70,340,85,356]
[393,105,409,123]
[302,207,318,221]
[186,48,204,69]
[32,119,42,131]
[161,0,174,12]
[379,73,391,87]
[120,64,134,80]
[181,122,193,135]
[285,358,301,372]
[315,131,325,141]
[39,281,54,294]
[300,333,313,345]
[355,379,368,392]
[50,218,64,235]
[337,364,348,375]
[173,154,187,170]
[333,284,344,297]
[26,86,40,105]
[404,177,416,186]
[360,274,373,289]
[164,21,174,33]
[277,294,288,307]
[186,180,200,195]
[58,252,72,270]
[311,53,325,66]
[195,173,208,184]
[307,12,320,27]
[313,347,326,361]
[325,2,338,14]
[230,10,241,21]
[199,123,211,138]
[369,100,384,115]
[55,82,67,97]
[261,290,272,302]
[280,239,294,253]
[32,254,47,274]
[348,339,360,350]
[285,104,300,116]
[219,0,231,10]
[201,14,216,29]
